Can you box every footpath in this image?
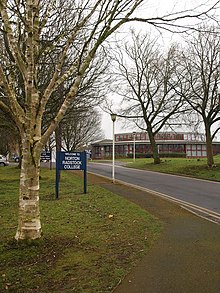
[88,173,220,293]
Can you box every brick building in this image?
[91,132,220,159]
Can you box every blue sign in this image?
[58,152,85,170]
[56,151,87,199]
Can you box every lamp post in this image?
[111,114,117,183]
[133,131,136,162]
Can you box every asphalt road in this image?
[88,162,220,221]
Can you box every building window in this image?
[191,145,196,150]
[136,133,141,140]
[163,144,169,151]
[140,133,146,140]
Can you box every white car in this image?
[0,155,9,166]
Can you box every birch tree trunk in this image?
[0,0,218,242]
[15,134,41,240]
[0,0,142,241]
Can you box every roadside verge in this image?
[88,172,220,293]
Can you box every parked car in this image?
[0,155,9,166]
[13,156,20,162]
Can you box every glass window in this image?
[186,150,191,156]
[197,145,201,151]
[140,133,146,140]
[163,144,168,151]
[179,145,184,152]
[169,145,173,152]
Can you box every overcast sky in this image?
[101,0,220,139]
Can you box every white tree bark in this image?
[0,0,143,240]
[15,142,41,240]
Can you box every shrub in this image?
[127,152,186,159]
[159,152,186,158]
[127,153,153,158]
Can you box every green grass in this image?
[0,167,162,293]
[124,155,220,181]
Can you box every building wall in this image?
[91,132,220,159]
[115,132,185,142]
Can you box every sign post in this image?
[55,151,61,199]
[83,151,87,194]
[56,151,87,199]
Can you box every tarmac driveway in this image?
[88,173,220,293]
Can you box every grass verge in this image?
[124,155,220,181]
[0,167,162,293]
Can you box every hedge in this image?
[127,152,186,158]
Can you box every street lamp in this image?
[133,131,136,162]
[111,114,117,183]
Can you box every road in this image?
[88,162,220,223]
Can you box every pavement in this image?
[88,173,220,293]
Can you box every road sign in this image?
[56,151,87,199]
[41,151,51,161]
[58,152,85,170]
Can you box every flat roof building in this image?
[91,131,220,159]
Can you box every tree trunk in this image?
[15,138,41,240]
[205,123,214,167]
[148,128,160,164]
[55,123,62,152]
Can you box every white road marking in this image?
[88,170,220,225]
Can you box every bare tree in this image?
[43,51,109,153]
[62,108,104,151]
[0,0,219,241]
[112,32,184,164]
[0,0,144,241]
[178,26,220,167]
